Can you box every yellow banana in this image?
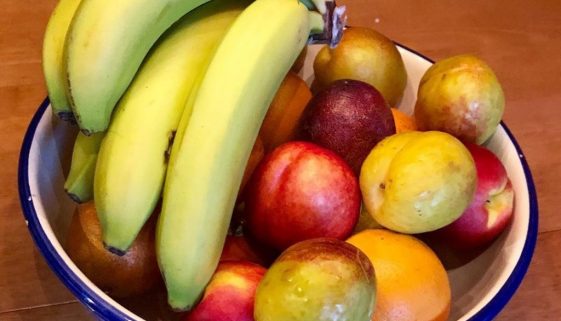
[94,0,247,254]
[64,131,104,203]
[42,0,82,121]
[65,0,211,134]
[157,0,328,310]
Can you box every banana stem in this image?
[308,1,347,48]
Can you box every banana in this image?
[42,0,82,121]
[94,0,247,254]
[65,0,211,134]
[157,0,327,310]
[65,131,104,203]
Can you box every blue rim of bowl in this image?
[17,98,135,321]
[18,45,538,321]
[397,43,539,321]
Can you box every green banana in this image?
[65,0,211,134]
[94,0,247,254]
[64,131,104,203]
[42,0,82,121]
[157,0,326,310]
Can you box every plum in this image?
[299,79,396,174]
[313,27,407,106]
[415,54,505,144]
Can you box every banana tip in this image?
[66,192,85,204]
[104,243,127,257]
[56,111,77,124]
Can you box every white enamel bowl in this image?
[18,44,538,320]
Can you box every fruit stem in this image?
[308,1,346,48]
[56,111,77,124]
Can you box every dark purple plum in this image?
[299,79,396,174]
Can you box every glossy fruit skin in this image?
[360,131,477,233]
[219,234,272,266]
[313,27,407,106]
[183,261,267,321]
[64,131,104,203]
[414,54,505,144]
[299,79,396,174]
[42,0,82,119]
[260,72,312,153]
[347,229,451,321]
[239,135,265,196]
[245,141,360,252]
[431,143,515,249]
[66,0,211,134]
[156,0,317,310]
[254,238,376,321]
[65,202,160,298]
[391,108,417,133]
[94,0,245,254]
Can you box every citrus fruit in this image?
[259,71,312,152]
[66,202,160,298]
[347,229,451,321]
[391,108,417,133]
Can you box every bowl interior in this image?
[21,44,534,321]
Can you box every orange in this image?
[66,202,161,298]
[347,229,451,321]
[391,108,417,133]
[259,71,312,152]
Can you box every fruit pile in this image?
[43,0,515,320]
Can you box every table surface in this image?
[2,0,560,320]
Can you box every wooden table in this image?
[1,0,559,320]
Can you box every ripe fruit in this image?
[391,108,417,133]
[94,0,245,254]
[313,27,407,106]
[219,234,271,266]
[299,79,396,174]
[183,261,266,321]
[65,202,160,298]
[240,135,265,194]
[245,141,360,251]
[260,72,312,152]
[415,54,505,144]
[66,0,211,133]
[64,131,104,203]
[431,143,515,249]
[156,0,323,310]
[347,229,451,321]
[42,0,82,120]
[254,238,376,321]
[360,131,477,233]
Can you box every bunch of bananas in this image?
[43,0,341,311]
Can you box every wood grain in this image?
[1,0,560,319]
[0,302,94,321]
[496,230,561,320]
